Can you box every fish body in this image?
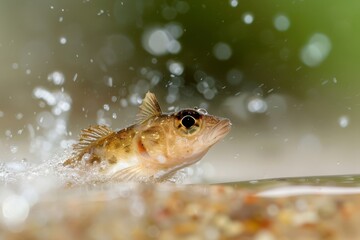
[64,92,231,182]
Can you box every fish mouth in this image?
[204,118,231,145]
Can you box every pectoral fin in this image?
[110,165,151,182]
[109,164,175,183]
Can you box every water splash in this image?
[31,86,72,161]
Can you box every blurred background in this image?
[0,0,360,183]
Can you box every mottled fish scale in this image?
[63,92,231,183]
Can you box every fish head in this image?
[173,108,231,145]
[169,108,231,162]
[134,92,231,180]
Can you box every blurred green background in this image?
[1,0,360,182]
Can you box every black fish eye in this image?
[181,115,196,129]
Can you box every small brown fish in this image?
[64,92,231,182]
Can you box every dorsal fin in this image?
[64,125,114,166]
[72,125,113,155]
[136,92,162,124]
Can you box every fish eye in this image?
[181,115,196,129]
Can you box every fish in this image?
[63,92,231,183]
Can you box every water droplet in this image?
[243,13,254,24]
[168,61,184,76]
[10,145,18,154]
[36,111,55,128]
[5,130,13,138]
[58,100,71,112]
[104,76,113,87]
[338,115,349,128]
[165,23,183,39]
[197,108,208,115]
[167,40,181,54]
[97,9,105,16]
[59,37,67,45]
[226,69,243,85]
[82,153,91,162]
[166,94,177,103]
[48,71,65,85]
[73,73,78,81]
[274,14,290,31]
[33,87,56,105]
[300,33,332,67]
[197,81,209,94]
[103,104,110,111]
[111,96,118,102]
[203,89,216,100]
[120,98,128,108]
[151,74,162,86]
[213,42,232,60]
[15,113,23,120]
[142,28,182,56]
[229,0,238,7]
[143,29,171,55]
[247,97,268,113]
